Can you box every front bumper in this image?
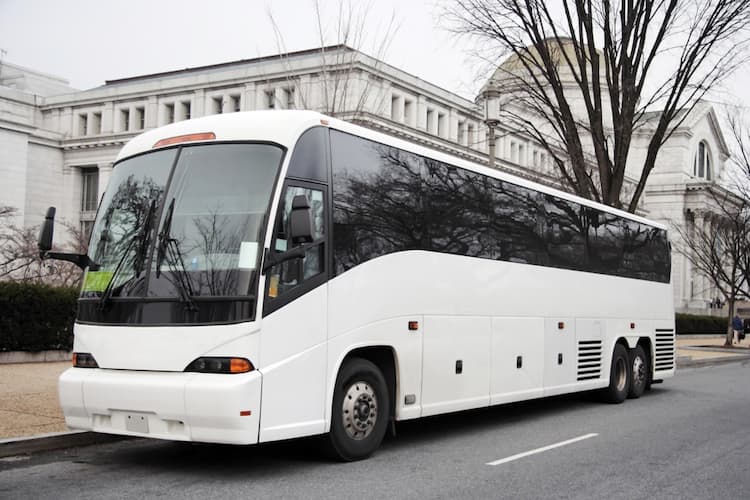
[59,367,262,444]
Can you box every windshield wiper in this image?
[155,198,197,311]
[98,200,157,310]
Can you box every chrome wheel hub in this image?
[342,381,378,440]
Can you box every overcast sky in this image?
[0,0,748,109]
[0,0,484,98]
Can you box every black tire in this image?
[628,345,648,399]
[602,343,630,404]
[326,357,390,461]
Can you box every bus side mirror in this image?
[38,207,56,257]
[289,195,313,245]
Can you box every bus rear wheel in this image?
[602,343,630,404]
[326,357,390,461]
[628,345,648,399]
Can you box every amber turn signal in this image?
[184,357,254,374]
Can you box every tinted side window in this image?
[330,129,670,283]
[586,208,625,275]
[423,159,492,258]
[622,221,670,282]
[287,127,327,182]
[331,130,424,274]
[488,179,546,265]
[544,195,586,271]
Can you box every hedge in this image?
[675,313,728,335]
[0,282,78,352]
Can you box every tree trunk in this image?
[726,301,735,347]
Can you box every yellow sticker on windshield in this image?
[82,271,114,292]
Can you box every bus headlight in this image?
[184,357,254,374]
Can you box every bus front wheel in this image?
[602,343,630,404]
[326,357,390,461]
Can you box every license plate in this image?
[125,413,149,433]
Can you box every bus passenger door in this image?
[258,182,329,443]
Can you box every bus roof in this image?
[117,110,666,231]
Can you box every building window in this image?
[165,103,175,124]
[510,141,518,163]
[426,108,435,134]
[266,91,276,110]
[438,112,446,138]
[458,120,466,145]
[404,99,414,126]
[693,141,712,180]
[213,96,223,114]
[182,101,191,120]
[467,123,475,147]
[80,167,99,212]
[92,113,101,135]
[78,114,88,136]
[121,109,130,131]
[136,107,145,129]
[231,95,241,112]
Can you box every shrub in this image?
[0,282,77,351]
[675,313,727,335]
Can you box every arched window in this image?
[693,141,712,180]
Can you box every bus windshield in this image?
[81,143,283,322]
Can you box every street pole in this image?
[487,123,496,168]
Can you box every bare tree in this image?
[447,0,750,212]
[672,193,750,345]
[266,0,398,118]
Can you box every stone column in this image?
[60,107,73,137]
[192,89,204,117]
[174,100,185,122]
[417,95,427,131]
[274,88,286,110]
[101,102,114,134]
[243,83,255,111]
[222,94,233,114]
[449,109,458,142]
[146,96,158,129]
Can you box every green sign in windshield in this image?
[81,271,115,293]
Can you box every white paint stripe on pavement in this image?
[486,433,599,466]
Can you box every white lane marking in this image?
[486,433,599,466]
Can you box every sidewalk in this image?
[1,336,749,445]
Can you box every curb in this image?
[0,431,130,459]
[677,354,750,369]
[0,350,71,364]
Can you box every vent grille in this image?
[654,329,675,371]
[577,340,602,381]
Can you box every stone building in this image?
[0,45,737,312]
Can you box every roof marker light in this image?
[153,132,216,148]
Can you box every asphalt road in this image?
[2,361,749,500]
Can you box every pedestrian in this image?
[732,313,743,345]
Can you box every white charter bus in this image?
[40,110,675,460]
